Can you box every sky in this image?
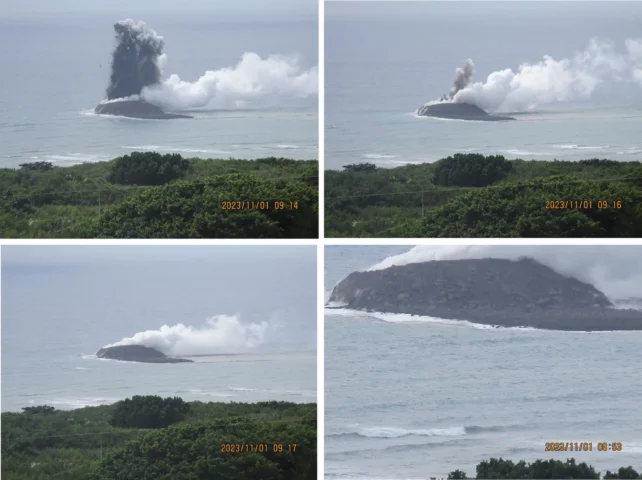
[1,245,315,269]
[1,0,317,20]
[2,245,318,353]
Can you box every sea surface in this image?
[325,2,642,169]
[324,246,642,479]
[1,246,317,412]
[0,14,317,168]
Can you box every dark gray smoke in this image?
[440,59,475,101]
[106,20,164,100]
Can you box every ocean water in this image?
[1,246,317,412]
[0,14,318,168]
[324,246,642,479]
[325,2,642,169]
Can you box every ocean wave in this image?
[361,153,398,159]
[121,145,231,155]
[328,426,466,439]
[272,144,300,149]
[327,424,509,440]
[552,144,610,150]
[228,386,316,397]
[502,149,548,156]
[45,397,119,409]
[324,307,537,331]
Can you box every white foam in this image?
[503,149,548,156]
[552,144,610,150]
[46,397,119,409]
[352,425,466,439]
[361,153,398,159]
[121,145,231,155]
[325,307,517,330]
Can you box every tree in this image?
[432,153,512,187]
[93,174,318,238]
[110,396,190,429]
[107,152,190,186]
[417,176,642,237]
[342,163,377,173]
[19,161,54,172]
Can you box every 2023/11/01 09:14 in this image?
[545,442,623,452]
[220,443,298,453]
[220,201,300,210]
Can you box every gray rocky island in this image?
[328,258,642,331]
[96,345,193,363]
[417,102,515,121]
[94,100,192,119]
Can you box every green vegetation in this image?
[1,396,317,480]
[325,154,642,237]
[107,152,190,186]
[441,458,641,479]
[0,153,318,238]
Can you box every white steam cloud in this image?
[105,314,268,356]
[141,52,318,110]
[444,37,642,112]
[368,246,642,302]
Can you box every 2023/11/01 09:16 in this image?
[544,200,623,209]
[545,442,623,452]
[220,443,298,453]
[220,201,300,210]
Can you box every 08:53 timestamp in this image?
[545,442,623,452]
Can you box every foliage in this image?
[107,152,190,186]
[415,176,642,237]
[1,398,316,480]
[325,155,642,237]
[22,405,56,415]
[447,458,641,479]
[343,163,378,173]
[110,396,190,429]
[0,154,318,238]
[432,153,512,187]
[91,174,318,238]
[19,161,54,172]
[604,467,642,479]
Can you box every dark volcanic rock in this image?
[94,100,192,119]
[328,258,642,331]
[417,102,515,121]
[96,345,193,363]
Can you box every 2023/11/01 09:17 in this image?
[220,443,298,453]
[545,442,623,452]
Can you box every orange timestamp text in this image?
[545,442,623,452]
[221,443,297,453]
[220,201,300,210]
[545,200,623,209]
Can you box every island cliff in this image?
[94,100,192,120]
[417,102,515,121]
[96,345,193,363]
[328,258,642,331]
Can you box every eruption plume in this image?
[106,20,164,100]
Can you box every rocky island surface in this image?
[96,345,193,363]
[417,102,515,121]
[94,100,192,119]
[328,258,642,331]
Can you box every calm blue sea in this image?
[325,2,642,169]
[1,246,317,412]
[325,246,642,479]
[0,14,317,168]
